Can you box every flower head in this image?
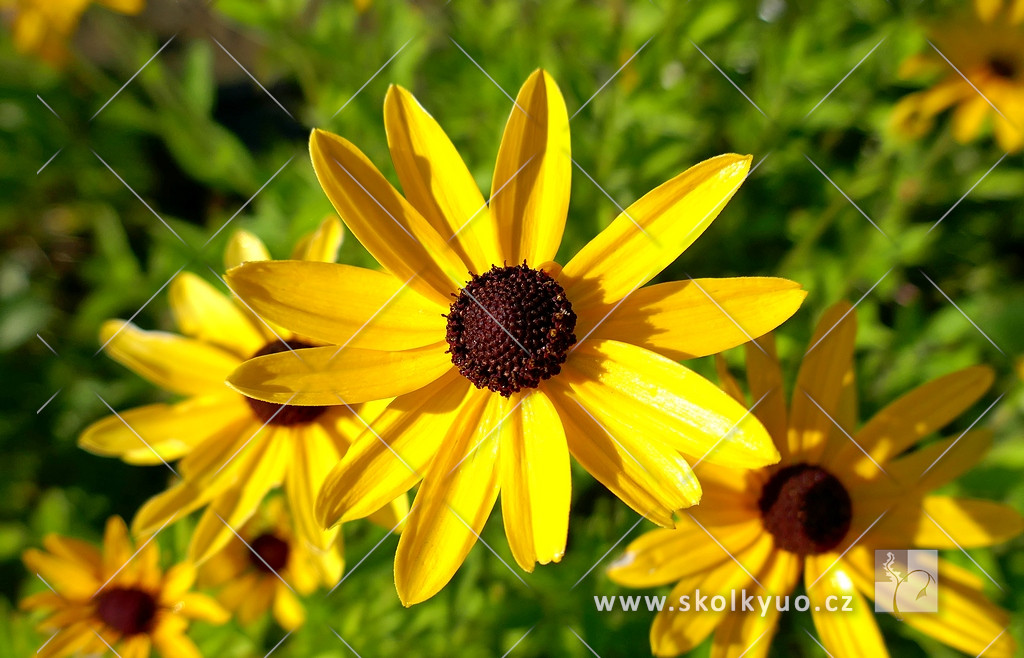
[608,302,1022,657]
[226,70,805,605]
[199,496,342,631]
[20,516,228,658]
[78,217,408,564]
[892,0,1024,152]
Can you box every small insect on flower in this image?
[608,301,1022,658]
[78,217,408,567]
[199,496,344,631]
[226,70,807,605]
[892,0,1024,152]
[20,516,228,658]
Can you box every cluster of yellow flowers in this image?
[11,1,1023,656]
[19,67,1021,658]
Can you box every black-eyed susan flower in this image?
[892,0,1024,152]
[608,301,1022,657]
[199,496,342,631]
[79,218,407,564]
[225,69,806,605]
[20,516,227,658]
[3,0,144,66]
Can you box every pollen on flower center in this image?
[245,340,328,426]
[988,55,1017,79]
[758,463,852,555]
[250,532,290,573]
[444,263,577,397]
[95,587,158,636]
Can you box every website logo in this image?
[874,549,938,617]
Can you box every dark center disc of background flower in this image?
[989,55,1017,79]
[445,263,577,397]
[95,587,158,636]
[249,532,290,573]
[245,339,328,425]
[758,463,852,555]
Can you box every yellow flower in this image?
[226,70,806,605]
[199,496,341,631]
[3,0,144,66]
[892,0,1024,152]
[608,301,1022,657]
[79,217,408,565]
[20,516,228,658]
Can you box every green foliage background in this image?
[2,0,1023,656]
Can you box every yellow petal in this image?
[119,636,152,658]
[586,277,805,361]
[561,154,751,309]
[499,392,570,571]
[805,555,889,658]
[561,339,779,469]
[176,592,230,624]
[225,260,445,350]
[952,94,990,144]
[227,341,453,406]
[384,84,499,272]
[100,320,240,396]
[833,365,993,469]
[224,229,271,270]
[394,389,500,606]
[975,0,1002,21]
[650,533,774,656]
[160,563,196,601]
[607,517,763,588]
[78,393,251,466]
[547,385,701,526]
[879,429,992,493]
[744,334,788,449]
[152,630,202,658]
[42,535,102,572]
[787,301,856,462]
[272,583,306,631]
[316,371,471,526]
[491,69,571,266]
[36,623,95,658]
[285,424,343,551]
[994,111,1024,152]
[102,516,134,576]
[709,549,801,658]
[309,128,468,305]
[911,496,1024,548]
[189,431,289,562]
[169,272,265,358]
[22,549,98,599]
[132,479,218,538]
[292,215,344,262]
[715,355,746,404]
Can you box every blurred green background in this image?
[2,0,1023,655]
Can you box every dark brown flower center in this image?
[95,587,157,636]
[249,533,290,573]
[989,55,1017,79]
[758,463,852,555]
[245,340,328,425]
[445,263,577,397]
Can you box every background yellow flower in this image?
[20,516,228,658]
[609,302,1022,657]
[4,0,143,66]
[78,218,407,565]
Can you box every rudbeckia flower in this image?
[20,516,228,658]
[3,0,144,66]
[226,70,805,605]
[608,301,1022,657]
[199,497,342,631]
[892,0,1024,152]
[79,218,407,564]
